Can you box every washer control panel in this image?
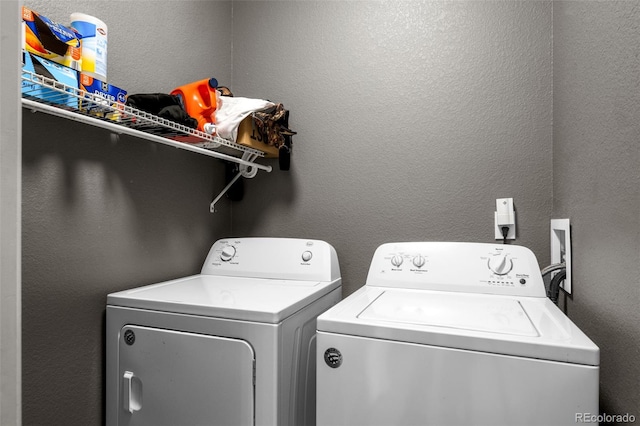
[202,238,340,282]
[367,242,546,297]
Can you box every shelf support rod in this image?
[210,171,243,213]
[210,152,260,213]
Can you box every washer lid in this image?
[107,274,340,323]
[317,287,599,366]
[358,290,538,337]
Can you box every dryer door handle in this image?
[123,371,143,414]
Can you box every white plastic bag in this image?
[215,96,275,141]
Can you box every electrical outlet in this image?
[494,198,516,240]
[494,213,516,239]
[550,218,572,294]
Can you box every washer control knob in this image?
[220,245,236,262]
[302,250,313,262]
[391,255,404,267]
[488,254,512,275]
[412,255,426,268]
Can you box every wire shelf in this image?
[20,70,271,172]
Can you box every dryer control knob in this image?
[412,255,426,268]
[220,245,236,262]
[391,255,404,267]
[488,254,512,275]
[302,250,313,262]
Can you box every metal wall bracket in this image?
[210,152,261,213]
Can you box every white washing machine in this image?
[317,242,599,426]
[106,237,341,426]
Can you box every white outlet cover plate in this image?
[550,218,571,294]
[494,212,516,240]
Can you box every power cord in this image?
[501,226,510,244]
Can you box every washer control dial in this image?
[302,250,313,262]
[391,255,404,267]
[220,245,236,262]
[488,253,513,275]
[412,255,426,268]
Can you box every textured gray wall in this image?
[230,1,553,296]
[21,0,639,424]
[553,1,640,417]
[21,1,234,425]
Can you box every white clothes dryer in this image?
[106,237,341,426]
[316,242,599,426]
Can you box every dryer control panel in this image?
[202,237,341,282]
[366,242,546,297]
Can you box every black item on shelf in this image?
[279,139,291,171]
[225,162,244,202]
[126,93,198,129]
